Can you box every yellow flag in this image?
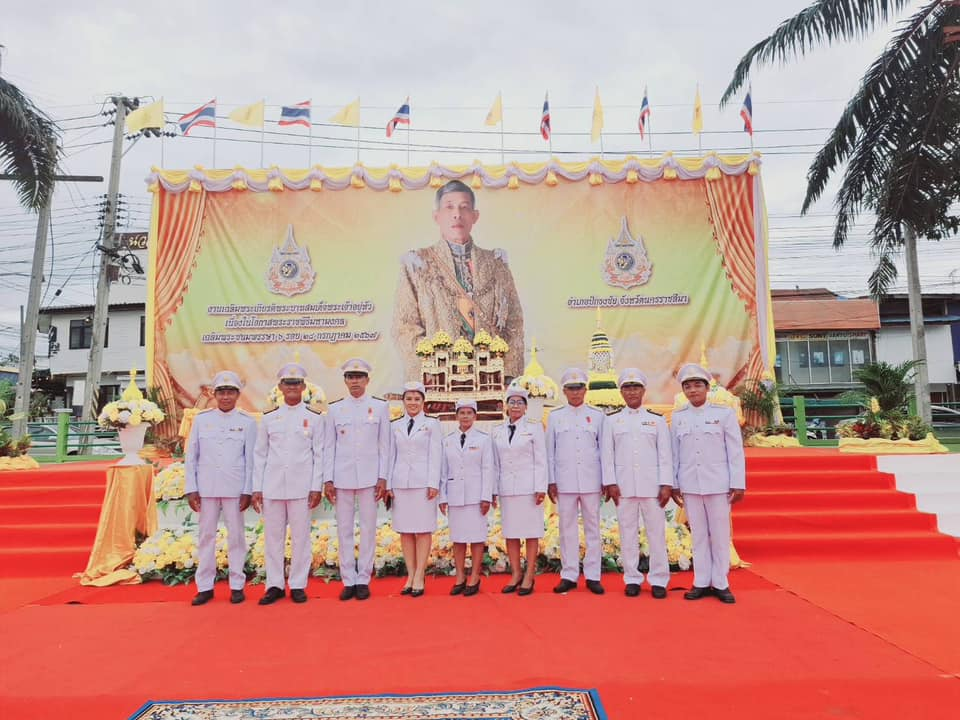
[330,97,361,127]
[125,99,163,134]
[590,87,604,142]
[229,100,265,128]
[692,86,703,135]
[484,92,503,126]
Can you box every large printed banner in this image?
[146,156,774,421]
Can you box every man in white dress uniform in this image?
[252,362,324,605]
[600,368,674,598]
[323,358,392,601]
[186,370,258,606]
[546,368,608,595]
[670,362,745,604]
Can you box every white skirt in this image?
[448,503,490,544]
[500,494,545,540]
[391,487,438,534]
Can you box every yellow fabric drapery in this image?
[78,465,158,586]
[839,433,948,454]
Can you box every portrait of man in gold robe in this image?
[392,180,525,381]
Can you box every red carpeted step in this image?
[737,531,960,559]
[0,522,100,548]
[746,470,895,492]
[743,489,917,512]
[733,508,939,535]
[746,451,877,473]
[0,546,91,576]
[4,503,103,523]
[0,462,114,487]
[0,484,106,504]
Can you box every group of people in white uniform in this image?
[184,357,745,607]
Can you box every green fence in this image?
[1,411,121,463]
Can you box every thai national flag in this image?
[540,93,551,141]
[740,90,753,136]
[386,97,410,137]
[638,88,650,140]
[178,99,216,136]
[280,101,311,128]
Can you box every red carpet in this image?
[736,449,960,560]
[2,454,960,719]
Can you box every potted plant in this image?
[97,369,166,465]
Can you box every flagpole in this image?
[599,134,604,160]
[213,121,217,168]
[308,121,313,166]
[499,91,505,164]
[406,93,411,168]
[356,124,361,163]
[260,99,265,168]
[748,83,755,153]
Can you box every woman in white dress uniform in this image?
[492,387,547,596]
[440,399,494,596]
[387,381,442,597]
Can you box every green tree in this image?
[0,75,61,209]
[840,360,922,414]
[722,0,960,294]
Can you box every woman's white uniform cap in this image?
[402,380,426,396]
[341,358,372,375]
[212,370,243,390]
[560,367,589,387]
[618,368,647,388]
[677,363,711,384]
[277,363,307,381]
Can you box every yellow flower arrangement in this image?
[473,329,493,347]
[415,338,435,356]
[452,337,474,356]
[430,330,453,348]
[154,461,186,501]
[134,508,695,584]
[489,335,509,354]
[98,369,166,429]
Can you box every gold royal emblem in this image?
[601,216,652,289]
[266,224,316,297]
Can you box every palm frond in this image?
[867,250,900,297]
[720,0,915,106]
[0,77,61,209]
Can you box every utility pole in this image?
[12,193,52,440]
[903,223,931,423]
[10,172,104,440]
[83,96,129,426]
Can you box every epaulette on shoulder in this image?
[262,407,279,415]
[391,416,405,423]
[673,404,690,413]
[372,396,386,402]
[328,398,343,405]
[646,409,663,416]
[548,405,565,413]
[607,408,624,415]
[525,416,542,425]
[306,406,324,415]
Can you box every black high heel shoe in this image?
[501,579,522,594]
[517,579,535,596]
[463,580,481,596]
[400,586,413,596]
[410,587,425,598]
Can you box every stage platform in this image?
[1,449,958,719]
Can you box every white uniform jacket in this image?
[252,402,324,499]
[440,428,494,506]
[491,417,548,497]
[185,408,258,497]
[670,403,746,495]
[386,413,443,490]
[600,407,673,498]
[545,404,606,493]
[323,395,391,489]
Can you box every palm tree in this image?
[722,0,960,423]
[0,75,60,209]
[840,360,922,415]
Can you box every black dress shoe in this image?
[684,586,712,600]
[410,588,424,598]
[450,582,466,596]
[624,583,641,597]
[355,584,370,601]
[501,580,521,594]
[713,587,736,604]
[399,586,413,596]
[553,578,577,594]
[517,580,535,596]
[290,588,307,603]
[230,589,245,604]
[651,586,667,600]
[585,580,605,595]
[191,590,214,606]
[463,581,481,596]
[258,587,285,605]
[339,585,356,601]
